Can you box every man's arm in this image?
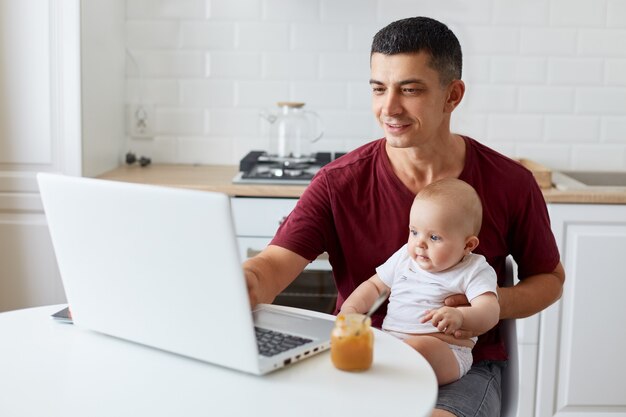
[243,244,310,307]
[445,261,565,337]
[497,261,565,319]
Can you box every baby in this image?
[341,178,500,385]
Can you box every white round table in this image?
[0,305,437,417]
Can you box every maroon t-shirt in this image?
[271,137,560,362]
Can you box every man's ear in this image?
[464,235,479,253]
[443,79,465,113]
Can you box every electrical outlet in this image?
[129,103,154,139]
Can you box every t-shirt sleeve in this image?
[269,172,334,261]
[509,173,560,279]
[465,257,498,302]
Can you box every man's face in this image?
[370,52,453,148]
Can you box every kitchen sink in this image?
[552,170,626,191]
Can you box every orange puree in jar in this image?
[330,313,374,371]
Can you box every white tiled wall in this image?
[125,0,626,170]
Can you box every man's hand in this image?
[421,306,464,335]
[444,293,469,308]
[244,269,261,307]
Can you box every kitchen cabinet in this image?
[0,1,125,312]
[231,197,331,272]
[532,204,626,417]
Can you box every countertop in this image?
[98,164,626,204]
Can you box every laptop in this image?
[37,173,334,375]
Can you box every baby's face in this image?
[407,199,470,273]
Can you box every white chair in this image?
[500,257,519,417]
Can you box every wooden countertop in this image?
[98,164,626,204]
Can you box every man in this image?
[244,16,565,417]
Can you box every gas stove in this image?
[232,151,345,185]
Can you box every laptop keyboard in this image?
[255,327,312,357]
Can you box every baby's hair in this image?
[415,178,483,235]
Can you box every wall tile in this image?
[235,80,290,107]
[126,21,180,49]
[180,80,235,107]
[464,27,520,55]
[208,52,260,78]
[208,0,261,20]
[545,116,600,142]
[488,115,544,142]
[347,82,373,110]
[548,58,604,85]
[549,0,607,27]
[156,108,206,135]
[261,53,319,79]
[180,21,235,49]
[519,86,575,113]
[515,144,572,170]
[126,51,205,78]
[321,0,377,23]
[319,52,370,80]
[493,0,548,26]
[122,2,626,168]
[236,22,290,51]
[178,136,234,164]
[571,145,626,170]
[292,23,349,51]
[606,59,626,86]
[126,79,179,105]
[607,0,626,28]
[462,85,518,113]
[520,28,577,56]
[208,108,261,136]
[126,0,206,19]
[578,29,626,57]
[490,57,547,84]
[576,88,626,115]
[264,0,320,22]
[349,24,383,52]
[291,81,348,108]
[602,117,626,143]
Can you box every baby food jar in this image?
[330,313,374,371]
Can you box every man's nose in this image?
[382,90,402,117]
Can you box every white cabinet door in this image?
[537,204,626,417]
[0,0,124,312]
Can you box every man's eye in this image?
[372,87,385,95]
[430,234,441,241]
[402,87,423,95]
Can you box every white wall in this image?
[125,0,626,171]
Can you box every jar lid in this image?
[277,101,305,108]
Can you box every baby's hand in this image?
[421,307,464,335]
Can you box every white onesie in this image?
[376,244,497,342]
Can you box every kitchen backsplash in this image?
[125,0,626,171]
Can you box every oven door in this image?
[238,237,337,314]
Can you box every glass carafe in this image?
[261,102,323,158]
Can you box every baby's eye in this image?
[430,234,441,242]
[409,229,418,237]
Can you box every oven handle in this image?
[246,248,331,271]
[246,248,329,261]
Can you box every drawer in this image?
[238,237,332,272]
[231,197,297,237]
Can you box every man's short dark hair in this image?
[371,17,462,86]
